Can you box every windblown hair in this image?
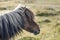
[0,5,33,40]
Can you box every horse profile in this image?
[0,4,40,40]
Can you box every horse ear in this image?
[22,6,26,13]
[21,5,34,20]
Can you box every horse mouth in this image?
[33,30,40,35]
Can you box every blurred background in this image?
[0,0,60,40]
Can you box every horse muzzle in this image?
[33,30,40,35]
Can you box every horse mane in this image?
[0,5,26,40]
[0,4,34,40]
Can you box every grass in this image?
[36,13,58,16]
[19,37,38,40]
[0,0,60,40]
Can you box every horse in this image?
[0,4,40,40]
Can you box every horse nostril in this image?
[33,30,40,35]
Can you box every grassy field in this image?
[0,0,60,40]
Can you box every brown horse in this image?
[0,6,40,40]
[22,7,40,35]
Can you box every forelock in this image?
[25,8,34,20]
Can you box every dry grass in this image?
[0,0,60,40]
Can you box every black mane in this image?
[0,7,26,40]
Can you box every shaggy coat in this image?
[0,5,40,40]
[0,7,27,40]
